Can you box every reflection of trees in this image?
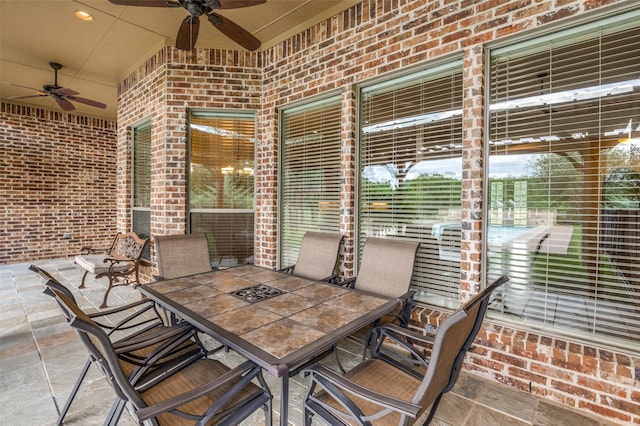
[526,154,582,223]
[190,164,218,209]
[360,173,461,220]
[190,164,254,209]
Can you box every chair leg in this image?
[79,270,89,289]
[100,277,115,309]
[104,398,126,426]
[424,393,443,425]
[56,358,92,426]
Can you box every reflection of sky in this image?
[489,153,537,178]
[364,158,464,187]
[406,158,462,180]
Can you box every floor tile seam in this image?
[449,389,537,425]
[15,266,62,419]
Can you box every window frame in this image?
[356,57,465,309]
[277,92,343,269]
[131,118,152,259]
[483,7,640,352]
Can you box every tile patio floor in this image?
[0,258,621,425]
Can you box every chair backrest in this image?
[154,233,213,280]
[29,264,78,319]
[354,237,420,298]
[293,232,344,281]
[413,275,509,411]
[109,232,149,261]
[46,284,148,407]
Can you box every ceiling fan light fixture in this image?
[74,10,94,21]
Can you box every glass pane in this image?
[487,17,640,350]
[190,212,254,267]
[280,95,342,267]
[188,111,256,267]
[133,121,151,208]
[359,62,464,308]
[189,113,255,210]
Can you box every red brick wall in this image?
[116,0,639,423]
[0,102,117,263]
[117,48,262,275]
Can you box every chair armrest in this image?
[112,322,195,353]
[370,324,433,372]
[278,265,295,274]
[302,364,420,418]
[89,299,165,336]
[135,360,262,422]
[375,323,435,346]
[338,276,356,288]
[79,246,106,255]
[320,273,339,284]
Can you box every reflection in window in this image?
[359,60,464,308]
[487,11,640,351]
[188,111,255,267]
[279,95,341,268]
[132,120,151,258]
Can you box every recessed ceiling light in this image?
[74,10,94,21]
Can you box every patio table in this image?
[136,265,401,425]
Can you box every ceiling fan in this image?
[109,0,265,51]
[4,62,106,112]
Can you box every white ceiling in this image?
[0,0,360,120]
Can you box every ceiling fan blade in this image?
[108,0,173,6]
[2,81,43,92]
[9,94,48,100]
[56,87,80,96]
[66,95,107,109]
[176,15,200,50]
[207,12,260,51]
[215,0,266,9]
[55,97,76,111]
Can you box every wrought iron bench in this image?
[75,232,149,308]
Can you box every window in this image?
[487,10,640,350]
[279,95,342,267]
[358,61,464,308]
[132,120,151,258]
[188,111,255,267]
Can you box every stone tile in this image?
[534,400,602,426]
[435,392,475,425]
[474,376,537,423]
[465,404,531,426]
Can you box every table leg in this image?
[280,375,288,426]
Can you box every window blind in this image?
[359,61,464,308]
[279,95,342,268]
[487,10,640,350]
[132,121,151,258]
[188,111,255,267]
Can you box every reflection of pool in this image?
[488,225,534,250]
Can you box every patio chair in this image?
[29,265,206,426]
[75,231,149,308]
[302,275,509,426]
[339,237,420,361]
[48,282,273,426]
[154,233,215,281]
[279,231,344,282]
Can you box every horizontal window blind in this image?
[279,95,342,268]
[487,10,640,350]
[132,122,151,209]
[132,121,151,258]
[359,61,463,308]
[189,111,255,267]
